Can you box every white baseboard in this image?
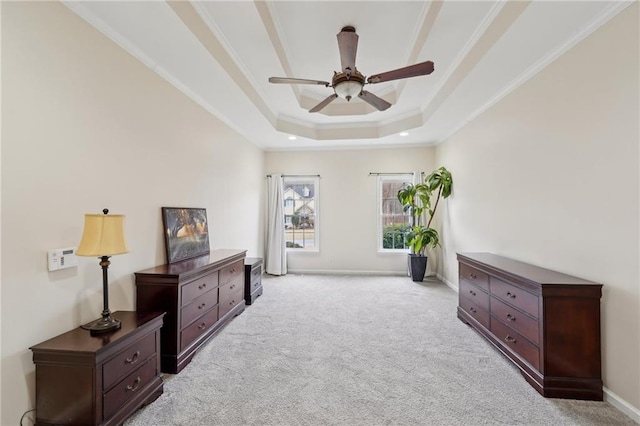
[437,273,458,292]
[604,387,640,423]
[286,269,407,276]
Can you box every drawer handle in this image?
[229,300,235,305]
[254,282,260,288]
[126,377,141,392]
[469,273,476,279]
[469,307,477,314]
[124,351,140,365]
[468,290,476,296]
[504,335,517,343]
[506,291,516,299]
[506,313,516,322]
[198,303,206,310]
[230,268,236,273]
[199,283,207,290]
[198,322,206,330]
[230,284,235,290]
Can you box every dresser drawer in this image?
[103,356,158,420]
[180,306,219,350]
[459,296,490,330]
[490,277,539,319]
[220,260,244,285]
[103,332,157,390]
[459,263,489,292]
[491,296,539,344]
[181,272,218,306]
[491,317,540,370]
[219,275,243,302]
[459,280,490,311]
[180,289,219,329]
[219,287,244,318]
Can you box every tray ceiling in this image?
[63,1,631,150]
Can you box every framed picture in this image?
[161,207,210,264]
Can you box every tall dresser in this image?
[457,252,603,400]
[135,249,246,373]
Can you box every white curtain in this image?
[265,174,287,275]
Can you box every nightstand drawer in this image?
[180,306,219,350]
[181,273,218,306]
[181,289,219,329]
[220,260,243,285]
[103,356,158,420]
[491,277,539,319]
[103,331,157,390]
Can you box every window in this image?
[378,175,413,251]
[283,176,319,251]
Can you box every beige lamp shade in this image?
[76,213,129,256]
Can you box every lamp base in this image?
[82,315,121,336]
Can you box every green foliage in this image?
[291,213,300,228]
[382,223,411,249]
[397,166,453,256]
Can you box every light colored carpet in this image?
[125,274,634,425]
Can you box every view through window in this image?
[378,175,413,251]
[283,176,318,250]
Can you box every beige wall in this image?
[1,2,264,424]
[266,148,436,275]
[436,3,639,414]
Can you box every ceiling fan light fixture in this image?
[334,80,363,101]
[331,70,365,101]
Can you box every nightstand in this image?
[244,257,263,305]
[30,311,165,425]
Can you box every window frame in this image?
[283,176,320,253]
[377,174,414,253]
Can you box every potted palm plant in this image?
[397,166,453,281]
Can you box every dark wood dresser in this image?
[457,252,603,400]
[30,311,165,426]
[244,257,263,305]
[135,249,246,373]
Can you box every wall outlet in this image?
[48,247,78,271]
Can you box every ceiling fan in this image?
[268,26,434,113]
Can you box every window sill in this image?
[377,249,410,255]
[287,249,320,254]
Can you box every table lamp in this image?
[76,208,129,335]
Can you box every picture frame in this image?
[161,207,210,264]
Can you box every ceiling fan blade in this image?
[358,91,392,111]
[269,77,330,86]
[367,61,435,84]
[309,94,338,113]
[336,26,358,75]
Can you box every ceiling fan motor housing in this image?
[332,70,365,101]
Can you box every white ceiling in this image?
[63,1,630,151]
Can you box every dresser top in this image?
[135,249,246,277]
[458,252,601,286]
[30,311,164,354]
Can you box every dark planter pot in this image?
[408,254,428,282]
